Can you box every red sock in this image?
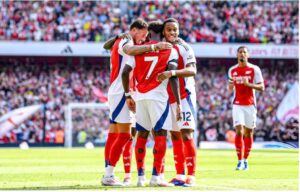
[172,139,185,175]
[123,138,133,174]
[104,133,118,167]
[244,136,253,159]
[235,135,244,160]
[183,139,196,176]
[135,137,147,176]
[152,136,167,175]
[109,133,131,167]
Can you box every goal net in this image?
[64,103,109,147]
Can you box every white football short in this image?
[108,93,135,124]
[135,100,172,131]
[170,93,197,132]
[232,104,257,129]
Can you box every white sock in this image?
[105,165,114,177]
[151,175,160,182]
[138,175,146,181]
[187,175,195,181]
[125,173,131,178]
[176,174,186,180]
[160,173,165,180]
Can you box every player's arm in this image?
[103,33,132,50]
[228,68,234,91]
[243,79,265,92]
[167,49,182,121]
[157,62,196,81]
[123,42,172,56]
[121,56,136,112]
[228,81,234,91]
[103,36,117,50]
[243,66,265,92]
[122,64,133,95]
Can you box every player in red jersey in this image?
[228,46,264,170]
[102,19,173,186]
[157,18,197,187]
[122,21,182,187]
[101,19,149,186]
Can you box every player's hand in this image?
[155,42,172,50]
[118,33,132,41]
[176,104,183,121]
[174,37,184,44]
[243,77,250,87]
[126,96,136,113]
[157,71,172,81]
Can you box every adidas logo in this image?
[182,121,190,126]
[233,72,238,75]
[61,45,73,54]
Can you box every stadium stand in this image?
[0,1,298,44]
[0,58,298,144]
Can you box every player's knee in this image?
[170,131,181,140]
[137,130,149,139]
[181,129,194,141]
[154,129,167,136]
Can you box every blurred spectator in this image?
[0,58,298,144]
[0,1,298,44]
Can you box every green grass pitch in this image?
[0,148,298,191]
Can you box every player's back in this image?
[133,41,177,102]
[109,38,133,95]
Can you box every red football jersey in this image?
[228,63,263,105]
[109,38,135,95]
[167,45,189,103]
[133,41,173,93]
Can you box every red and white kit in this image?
[126,41,178,131]
[228,63,264,128]
[168,41,197,131]
[108,37,135,124]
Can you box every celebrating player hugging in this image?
[102,17,198,187]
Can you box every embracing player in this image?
[157,18,197,187]
[122,20,181,187]
[101,19,148,186]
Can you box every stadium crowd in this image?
[0,1,298,44]
[0,59,298,144]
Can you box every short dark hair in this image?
[162,18,179,30]
[148,20,163,34]
[130,18,148,30]
[237,46,248,52]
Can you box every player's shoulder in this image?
[119,37,133,46]
[175,39,192,52]
[247,63,261,71]
[228,64,239,72]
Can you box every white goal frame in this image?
[64,103,109,147]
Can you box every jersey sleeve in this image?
[118,38,134,56]
[228,67,233,83]
[254,66,263,84]
[167,48,179,68]
[124,54,136,68]
[182,43,196,66]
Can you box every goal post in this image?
[64,103,109,148]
